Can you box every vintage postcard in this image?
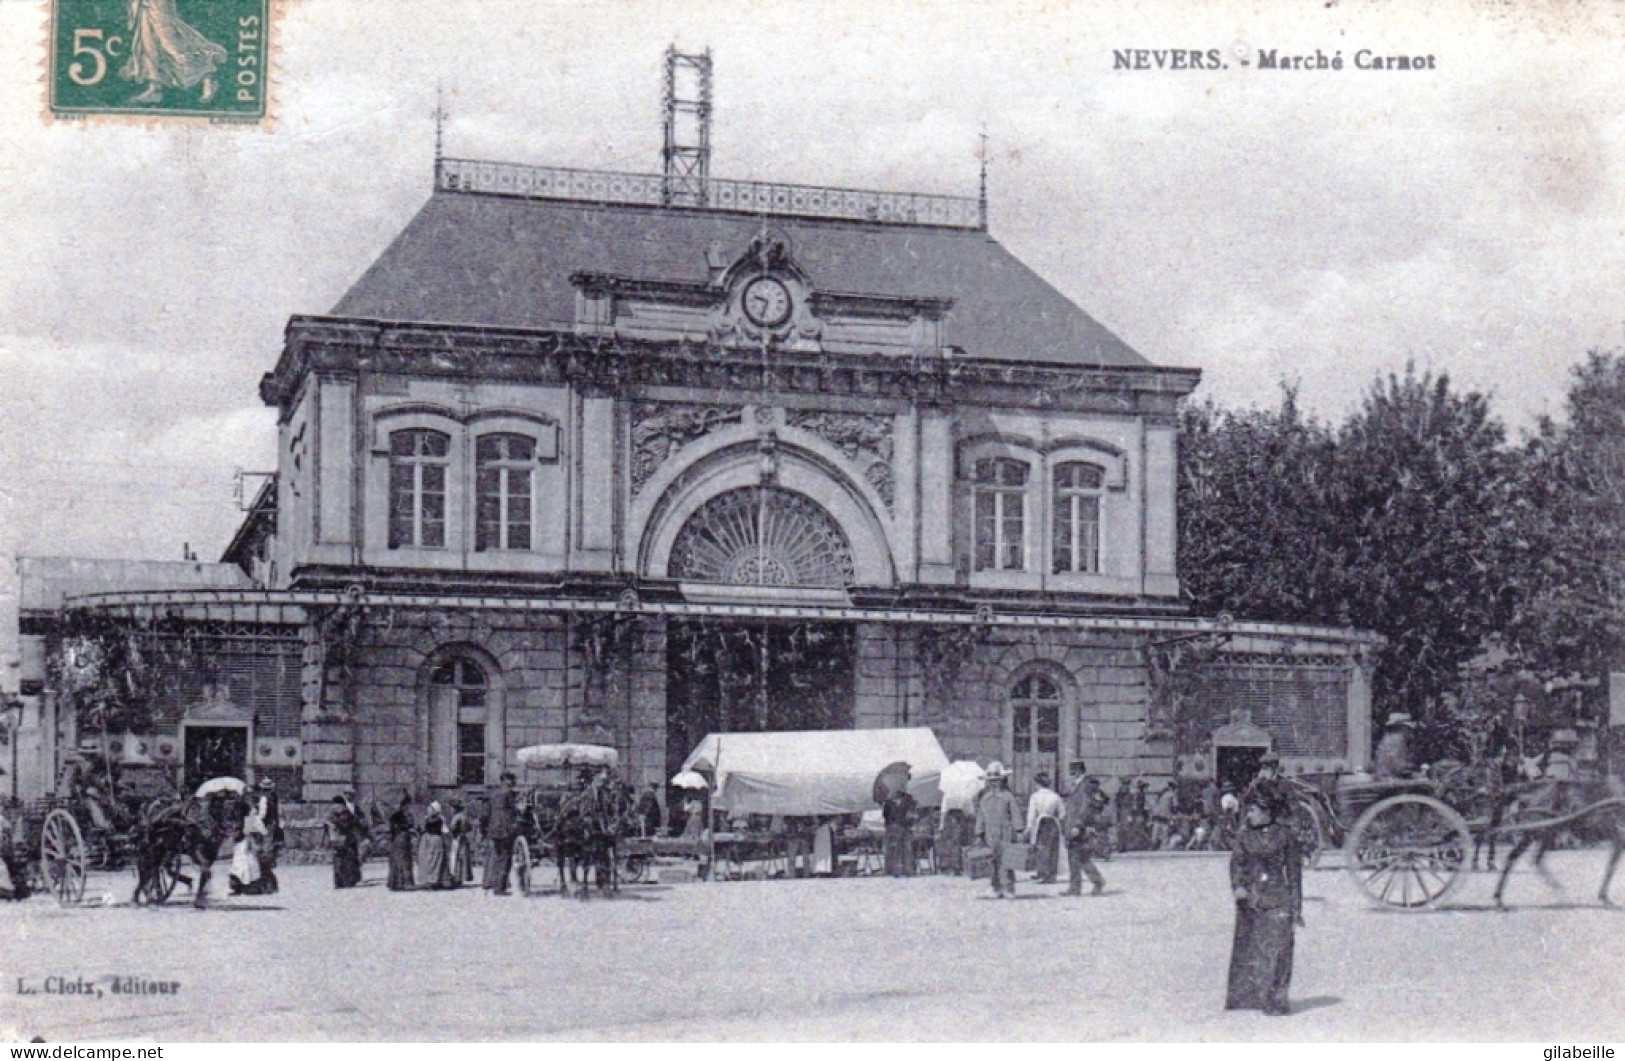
[2,0,1624,1046]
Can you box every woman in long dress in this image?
[387,794,416,892]
[228,796,267,895]
[415,801,450,889]
[446,799,472,886]
[120,0,226,104]
[1225,787,1303,1015]
[327,795,365,889]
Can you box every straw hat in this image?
[984,761,1009,780]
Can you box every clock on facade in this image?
[741,276,793,327]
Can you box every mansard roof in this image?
[330,174,1155,369]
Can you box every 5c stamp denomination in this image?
[48,0,270,122]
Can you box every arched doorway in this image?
[1008,671,1069,796]
[663,485,858,780]
[425,654,503,791]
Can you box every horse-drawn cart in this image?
[510,743,645,897]
[6,787,138,906]
[1336,767,1625,910]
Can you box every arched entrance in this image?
[663,485,858,780]
[669,485,856,587]
[1007,670,1071,796]
[424,652,504,791]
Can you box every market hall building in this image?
[25,155,1380,807]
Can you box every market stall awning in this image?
[680,727,950,816]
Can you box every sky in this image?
[2,0,1624,666]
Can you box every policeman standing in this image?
[1061,761,1106,896]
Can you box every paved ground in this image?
[3,848,1624,1041]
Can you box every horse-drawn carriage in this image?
[1333,761,1625,910]
[507,743,653,898]
[5,784,141,905]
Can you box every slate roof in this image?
[331,190,1154,369]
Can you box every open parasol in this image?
[670,769,710,790]
[937,761,987,808]
[872,761,913,804]
[195,776,248,798]
[515,743,620,769]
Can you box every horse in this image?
[539,775,638,899]
[1491,773,1625,908]
[131,794,239,908]
[1430,757,1521,872]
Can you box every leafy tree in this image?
[1327,365,1524,728]
[1178,365,1523,753]
[1506,350,1625,679]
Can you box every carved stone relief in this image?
[785,410,896,510]
[629,402,744,497]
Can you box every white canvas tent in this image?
[679,727,950,816]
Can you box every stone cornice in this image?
[261,315,1202,420]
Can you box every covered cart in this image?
[679,727,950,817]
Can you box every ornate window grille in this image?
[669,486,855,587]
[388,429,449,549]
[1052,462,1104,574]
[475,434,534,552]
[974,457,1029,572]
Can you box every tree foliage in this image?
[1505,350,1625,678]
[1178,364,1526,742]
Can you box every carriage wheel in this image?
[1294,799,1328,870]
[41,810,87,906]
[152,855,180,904]
[1344,794,1470,909]
[513,836,533,896]
[619,853,650,884]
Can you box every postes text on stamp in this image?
[49,0,270,121]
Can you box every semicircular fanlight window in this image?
[670,486,856,588]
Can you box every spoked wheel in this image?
[151,855,181,904]
[513,835,533,896]
[1344,794,1470,909]
[619,853,650,884]
[41,810,87,906]
[1292,799,1329,870]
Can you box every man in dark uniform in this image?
[1062,761,1107,896]
[484,771,519,895]
[881,782,918,877]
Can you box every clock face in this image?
[741,276,793,327]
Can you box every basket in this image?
[964,845,993,880]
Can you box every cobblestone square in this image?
[4,850,1623,1041]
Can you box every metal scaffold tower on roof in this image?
[662,46,712,206]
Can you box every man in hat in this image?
[253,776,283,894]
[483,771,520,895]
[1062,761,1107,896]
[974,762,1023,897]
[882,765,918,877]
[1373,713,1416,779]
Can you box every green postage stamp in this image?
[48,0,271,121]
